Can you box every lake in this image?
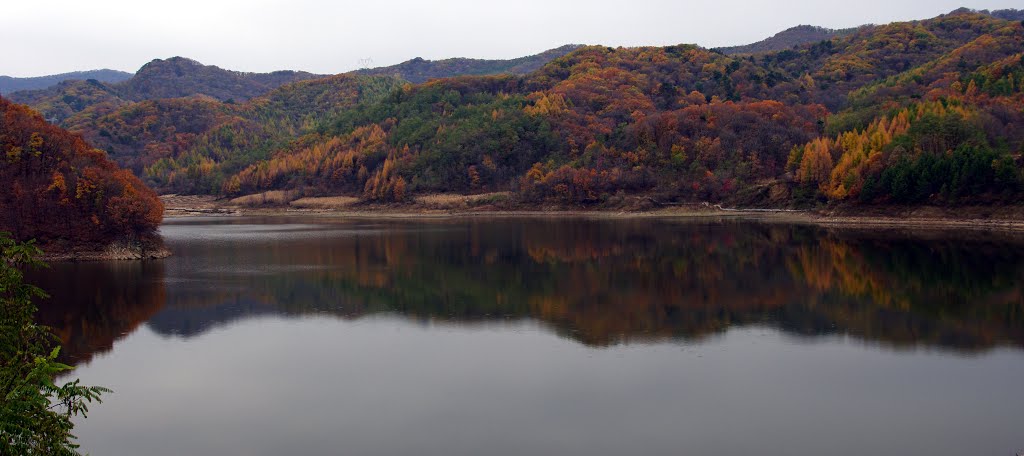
[29,216,1024,456]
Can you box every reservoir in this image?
[31,216,1024,456]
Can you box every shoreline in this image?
[162,196,1024,234]
[49,197,1024,262]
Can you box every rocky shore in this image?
[39,239,171,262]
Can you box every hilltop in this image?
[717,25,862,55]
[121,57,323,101]
[717,8,1024,55]
[356,45,584,83]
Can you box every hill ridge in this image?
[355,44,584,83]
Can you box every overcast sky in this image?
[2,0,1021,77]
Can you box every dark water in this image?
[29,216,1024,456]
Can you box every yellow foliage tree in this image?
[796,138,833,192]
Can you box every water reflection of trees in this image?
[34,220,1024,365]
[29,261,167,364]
[157,220,1024,350]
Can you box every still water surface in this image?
[30,217,1024,455]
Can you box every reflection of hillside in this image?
[29,261,167,364]
[29,219,1024,366]
[146,296,278,337]
[786,237,1024,348]
[149,220,1024,351]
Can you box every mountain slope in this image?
[0,69,132,95]
[7,57,325,124]
[355,45,583,83]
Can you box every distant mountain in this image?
[7,57,326,124]
[717,25,861,55]
[355,44,583,83]
[0,69,132,95]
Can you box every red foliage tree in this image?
[1,97,163,248]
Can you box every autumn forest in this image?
[6,5,1024,455]
[3,8,1024,247]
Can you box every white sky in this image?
[2,0,1021,77]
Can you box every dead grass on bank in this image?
[289,196,361,209]
[230,190,298,206]
[415,192,511,209]
[160,194,221,209]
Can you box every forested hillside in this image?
[67,74,405,194]
[0,97,163,249]
[14,10,1024,209]
[222,10,1024,206]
